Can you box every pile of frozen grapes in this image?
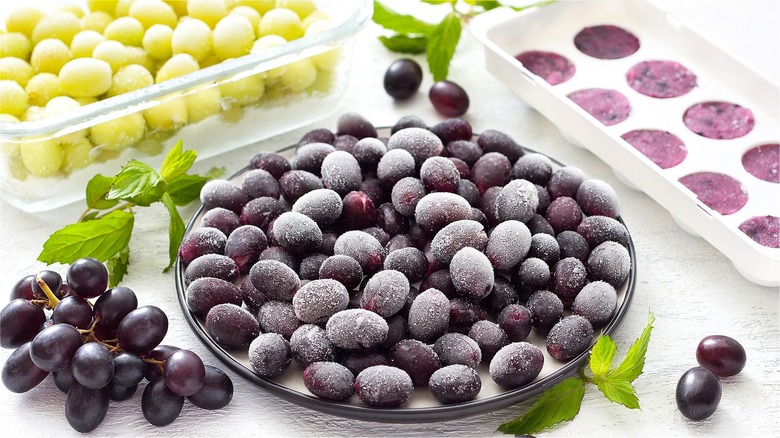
[0,258,233,433]
[181,112,631,407]
[0,0,339,179]
[676,335,746,421]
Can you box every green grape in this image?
[156,53,200,83]
[30,38,74,74]
[235,0,275,15]
[129,0,179,29]
[92,40,130,73]
[22,105,46,122]
[114,0,135,17]
[20,138,64,177]
[6,148,30,180]
[185,86,222,123]
[0,80,29,117]
[31,12,83,46]
[142,24,174,60]
[212,15,255,61]
[0,32,33,60]
[59,58,113,97]
[171,18,212,62]
[90,112,145,151]
[0,57,34,87]
[305,20,341,71]
[164,1,189,17]
[229,6,261,35]
[143,97,188,131]
[70,30,106,58]
[87,0,118,14]
[108,64,154,97]
[104,16,145,47]
[221,73,265,106]
[276,0,317,19]
[301,11,333,32]
[81,11,113,33]
[44,96,87,142]
[25,72,64,107]
[62,137,94,174]
[4,6,45,39]
[75,96,98,106]
[57,4,85,19]
[125,46,155,72]
[251,35,288,79]
[187,0,229,29]
[281,58,316,92]
[258,8,303,41]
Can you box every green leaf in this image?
[595,378,640,409]
[426,12,462,81]
[161,193,185,272]
[589,333,617,378]
[497,377,586,435]
[106,245,130,287]
[476,0,502,11]
[378,34,428,54]
[608,312,655,383]
[373,1,436,35]
[160,139,197,182]
[166,167,224,206]
[421,0,456,5]
[38,210,134,264]
[107,160,166,206]
[506,0,558,12]
[85,174,119,210]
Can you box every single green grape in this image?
[87,0,118,15]
[104,16,145,47]
[305,20,341,71]
[213,15,255,61]
[229,6,261,35]
[30,38,74,74]
[171,18,213,62]
[81,11,113,34]
[0,32,33,60]
[90,112,145,151]
[114,0,136,18]
[129,0,178,29]
[56,5,85,19]
[156,53,200,83]
[4,6,45,39]
[92,40,130,73]
[251,35,288,79]
[44,96,87,143]
[20,138,64,177]
[62,137,94,174]
[163,0,188,17]
[108,64,154,97]
[31,12,83,46]
[142,24,174,60]
[70,30,106,58]
[143,97,188,131]
[185,86,222,123]
[59,58,113,98]
[22,105,46,122]
[0,80,29,117]
[187,0,229,29]
[276,0,318,20]
[221,73,265,106]
[0,57,34,87]
[258,8,303,41]
[281,58,317,92]
[125,46,156,72]
[25,72,64,107]
[234,0,275,15]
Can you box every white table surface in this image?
[1,1,779,436]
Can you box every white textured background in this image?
[1,1,778,436]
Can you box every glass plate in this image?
[174,128,637,423]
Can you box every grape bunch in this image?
[180,112,631,408]
[0,258,233,433]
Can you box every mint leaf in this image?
[160,139,197,182]
[161,193,185,272]
[378,34,428,54]
[608,312,655,383]
[589,333,617,378]
[497,377,585,435]
[38,210,134,264]
[166,167,224,206]
[595,378,640,409]
[427,12,461,81]
[85,174,118,210]
[107,245,130,287]
[421,0,456,5]
[373,1,436,35]
[107,160,166,206]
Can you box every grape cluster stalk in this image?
[0,258,233,433]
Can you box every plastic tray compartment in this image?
[470,1,780,286]
[0,0,371,212]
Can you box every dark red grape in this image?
[551,257,588,308]
[249,259,301,302]
[470,152,511,194]
[415,192,472,235]
[546,315,594,362]
[479,186,502,226]
[389,339,441,387]
[272,211,323,255]
[279,169,323,204]
[299,253,328,281]
[586,241,631,288]
[377,148,417,188]
[391,177,426,217]
[387,127,444,168]
[498,304,532,342]
[338,190,376,230]
[225,224,268,274]
[527,213,555,236]
[341,351,389,375]
[10,274,36,300]
[258,246,300,272]
[318,254,363,290]
[31,269,63,301]
[200,179,248,214]
[489,342,544,388]
[205,303,260,350]
[450,247,494,300]
[447,140,483,166]
[333,134,359,154]
[527,290,563,335]
[187,365,233,410]
[202,207,242,236]
[116,306,168,354]
[382,314,409,351]
[144,345,179,381]
[92,286,137,330]
[360,270,410,317]
[302,361,355,401]
[407,288,450,343]
[72,342,114,389]
[352,137,387,172]
[511,256,551,302]
[1,298,46,348]
[183,253,240,285]
[577,178,620,218]
[142,377,184,426]
[429,364,481,404]
[240,196,286,231]
[430,118,473,145]
[477,129,524,164]
[293,279,350,324]
[485,220,532,271]
[433,332,482,368]
[512,152,553,185]
[30,323,83,372]
[298,128,335,147]
[556,230,590,263]
[384,246,427,282]
[185,277,243,318]
[354,365,413,407]
[249,151,291,179]
[456,179,480,206]
[112,351,146,387]
[363,226,391,250]
[391,115,427,134]
[676,366,722,421]
[547,166,586,199]
[326,308,389,350]
[546,196,583,234]
[496,179,539,223]
[375,202,410,236]
[420,156,460,193]
[429,80,470,117]
[333,230,387,275]
[66,257,108,298]
[571,281,617,329]
[178,227,227,266]
[384,58,423,100]
[53,366,74,394]
[290,324,337,368]
[528,233,561,267]
[248,332,292,377]
[336,112,377,139]
[321,150,363,196]
[468,320,509,360]
[696,335,746,377]
[66,382,110,432]
[257,300,301,339]
[1,342,49,393]
[164,349,205,396]
[292,142,335,175]
[242,168,280,199]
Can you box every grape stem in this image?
[35,273,60,308]
[78,201,135,222]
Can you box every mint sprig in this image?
[38,140,223,286]
[498,312,655,435]
[373,0,556,81]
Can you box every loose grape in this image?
[389,339,441,387]
[89,112,145,151]
[250,34,289,78]
[213,15,255,60]
[281,58,317,92]
[187,0,228,28]
[141,377,184,426]
[354,365,413,408]
[5,6,45,38]
[384,58,423,100]
[59,58,113,98]
[0,57,34,88]
[142,24,174,60]
[302,361,354,402]
[81,11,113,33]
[676,366,722,421]
[31,12,82,46]
[20,138,64,177]
[259,8,303,41]
[429,80,470,117]
[546,315,594,362]
[92,40,129,73]
[156,53,200,83]
[0,80,28,117]
[31,38,74,75]
[696,335,747,377]
[171,18,213,62]
[220,74,265,106]
[104,16,145,47]
[489,342,544,388]
[107,64,153,97]
[187,365,233,410]
[205,303,259,350]
[129,0,178,29]
[143,97,188,131]
[249,333,292,378]
[429,364,481,404]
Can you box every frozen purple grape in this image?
[318,255,363,290]
[429,364,481,404]
[204,303,259,350]
[292,188,343,227]
[576,179,620,218]
[298,128,335,146]
[279,170,323,204]
[239,276,267,313]
[386,127,444,167]
[546,315,594,362]
[326,308,388,350]
[354,365,413,408]
[430,118,472,145]
[258,246,299,272]
[377,148,417,189]
[577,215,630,249]
[240,196,285,231]
[546,196,583,234]
[248,333,291,378]
[489,342,544,388]
[249,259,300,302]
[178,227,227,266]
[430,220,488,265]
[336,112,377,139]
[551,257,588,307]
[527,290,563,335]
[383,247,428,283]
[224,225,267,274]
[321,150,363,196]
[498,304,532,342]
[298,254,328,281]
[200,180,248,214]
[242,168,280,200]
[515,50,575,85]
[485,220,532,271]
[382,314,409,351]
[587,241,631,288]
[292,142,336,175]
[528,233,561,267]
[360,270,409,318]
[477,129,524,164]
[470,152,511,194]
[495,179,539,223]
[183,254,239,285]
[201,207,241,236]
[408,288,450,343]
[468,320,509,360]
[292,279,349,324]
[339,191,376,230]
[391,177,426,217]
[249,151,291,179]
[352,137,387,171]
[511,257,551,301]
[185,277,243,318]
[433,332,482,368]
[556,230,590,263]
[290,325,337,369]
[448,298,486,334]
[571,281,617,329]
[415,192,472,235]
[447,140,482,166]
[333,230,387,275]
[272,211,323,255]
[450,247,494,301]
[257,300,301,339]
[375,202,410,236]
[302,361,354,401]
[341,351,389,376]
[389,339,441,387]
[511,152,553,186]
[483,276,518,315]
[420,156,460,193]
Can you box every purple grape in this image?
[551,257,588,308]
[336,112,377,139]
[259,246,300,272]
[676,366,722,421]
[489,342,544,388]
[389,339,441,387]
[495,179,539,223]
[325,308,388,350]
[321,150,363,196]
[302,361,355,401]
[384,58,423,100]
[383,246,427,283]
[429,80,469,117]
[112,351,146,387]
[240,196,286,231]
[52,296,92,329]
[117,306,168,354]
[200,179,248,214]
[362,226,390,250]
[257,300,301,339]
[546,315,594,362]
[290,324,337,369]
[1,298,46,349]
[333,134,359,154]
[420,156,460,193]
[391,176,426,217]
[498,304,532,342]
[333,230,387,275]
[187,365,233,410]
[352,137,387,171]
[571,281,617,329]
[66,257,108,299]
[433,332,482,368]
[430,118,473,145]
[53,366,74,394]
[144,345,179,381]
[225,226,267,274]
[415,192,472,235]
[91,286,137,330]
[470,152,511,194]
[279,170,323,204]
[298,253,328,281]
[72,342,114,389]
[360,270,409,317]
[293,279,349,324]
[586,241,631,288]
[1,342,49,393]
[448,298,486,334]
[242,168,280,199]
[142,377,184,426]
[249,259,301,301]
[185,277,242,318]
[447,140,483,166]
[377,148,417,188]
[249,151,291,179]
[527,213,555,236]
[528,233,561,267]
[386,127,444,168]
[546,196,583,234]
[272,211,323,255]
[66,382,110,432]
[338,191,376,230]
[183,253,240,285]
[696,335,746,377]
[205,303,260,350]
[248,333,292,378]
[292,142,335,175]
[450,247,494,300]
[456,179,480,206]
[30,323,83,372]
[407,288,450,343]
[319,254,363,290]
[527,290,563,335]
[512,152,553,185]
[483,276,518,315]
[341,351,389,375]
[429,364,481,404]
[548,166,586,199]
[391,115,427,134]
[298,127,335,146]
[556,230,590,263]
[479,186,502,226]
[511,257,551,302]
[468,320,509,360]
[485,220,532,271]
[382,314,409,350]
[477,129,524,164]
[375,202,410,236]
[178,227,227,266]
[576,178,620,218]
[421,270,458,298]
[535,184,552,214]
[354,365,413,407]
